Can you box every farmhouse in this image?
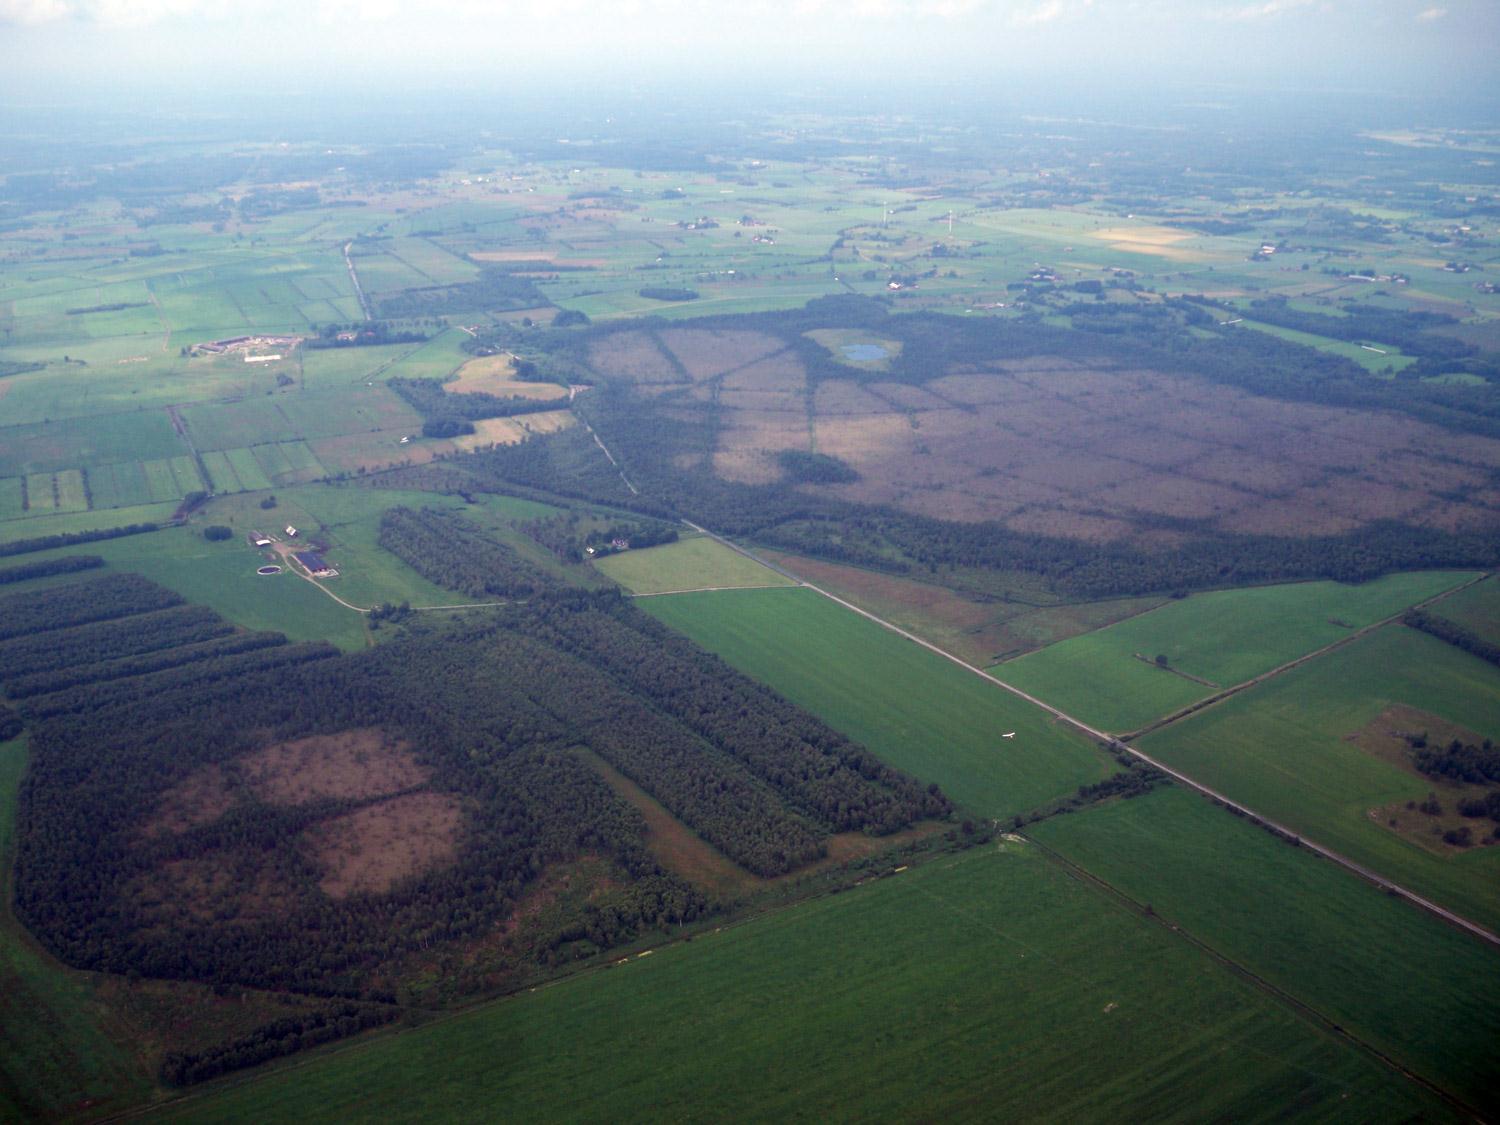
[191,334,303,357]
[285,525,298,538]
[293,551,336,578]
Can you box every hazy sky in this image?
[0,0,1496,108]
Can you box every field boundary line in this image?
[631,583,803,598]
[1024,833,1481,1119]
[1118,571,1492,743]
[685,522,1500,950]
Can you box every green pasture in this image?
[596,536,797,595]
[3,524,368,651]
[0,411,186,477]
[1429,575,1500,646]
[164,845,1443,1124]
[995,572,1476,733]
[1140,624,1500,931]
[0,502,181,545]
[1032,785,1500,1114]
[181,386,421,452]
[1233,319,1415,373]
[0,734,152,1121]
[643,587,1111,818]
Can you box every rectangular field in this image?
[642,587,1111,817]
[995,571,1478,733]
[1031,785,1500,1114]
[1139,623,1500,931]
[1429,575,1500,647]
[164,846,1445,1124]
[595,537,797,595]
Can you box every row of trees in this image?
[0,572,184,642]
[378,506,553,598]
[5,630,289,700]
[0,554,102,585]
[0,604,231,681]
[1404,608,1500,671]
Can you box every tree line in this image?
[378,506,553,598]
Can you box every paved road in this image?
[684,520,1500,950]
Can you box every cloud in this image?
[1219,0,1316,19]
[1415,5,1446,19]
[0,0,216,24]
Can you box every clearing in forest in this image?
[595,536,797,595]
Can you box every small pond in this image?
[840,343,889,362]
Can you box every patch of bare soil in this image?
[304,792,465,898]
[241,728,428,805]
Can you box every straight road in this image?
[684,520,1500,950]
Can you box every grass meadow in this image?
[643,587,1112,818]
[1429,574,1500,646]
[994,572,1476,733]
[1031,785,1500,1115]
[594,536,797,595]
[1139,624,1500,932]
[162,845,1445,1124]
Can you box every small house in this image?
[285,525,298,538]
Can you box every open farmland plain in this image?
[645,587,1114,817]
[1139,623,1500,931]
[3,92,1500,1122]
[994,570,1480,733]
[1030,785,1500,1114]
[164,845,1450,1125]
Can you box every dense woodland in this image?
[12,573,952,1022]
[377,506,552,598]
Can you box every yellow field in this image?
[447,355,569,401]
[450,410,575,451]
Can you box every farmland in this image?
[1139,624,1500,931]
[995,570,1480,733]
[163,846,1447,1124]
[594,535,797,595]
[1030,785,1500,1114]
[1,82,1499,1123]
[644,587,1112,818]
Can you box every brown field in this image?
[304,793,466,898]
[634,339,1500,542]
[447,354,569,401]
[754,549,1167,663]
[240,728,427,805]
[146,765,236,836]
[657,327,789,381]
[588,330,681,384]
[451,410,576,452]
[1348,705,1500,853]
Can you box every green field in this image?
[1140,624,1500,931]
[595,536,797,595]
[0,735,150,1120]
[1031,785,1500,1114]
[995,572,1477,733]
[164,845,1445,1124]
[0,501,182,545]
[644,587,1110,817]
[1429,575,1500,647]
